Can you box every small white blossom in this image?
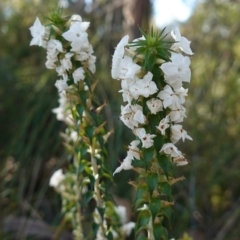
[60,52,74,71]
[120,104,146,129]
[146,98,163,114]
[49,169,65,188]
[170,124,193,143]
[160,53,191,90]
[73,67,85,83]
[62,21,90,52]
[111,35,129,79]
[171,27,193,55]
[157,85,181,109]
[29,17,47,47]
[156,116,170,135]
[47,39,64,56]
[55,79,69,92]
[130,72,158,99]
[169,106,186,123]
[52,91,73,125]
[113,140,140,175]
[88,54,96,73]
[135,128,156,148]
[160,143,182,158]
[119,56,141,80]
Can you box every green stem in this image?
[74,155,85,240]
[91,139,106,236]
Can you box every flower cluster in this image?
[112,28,193,174]
[29,15,96,92]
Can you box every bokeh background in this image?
[1,0,240,239]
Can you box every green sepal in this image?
[149,197,161,221]
[153,224,168,240]
[146,173,158,196]
[142,147,154,169]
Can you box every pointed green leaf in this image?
[132,159,146,168]
[97,207,105,221]
[76,104,85,120]
[146,173,158,196]
[161,182,171,200]
[149,197,161,221]
[160,206,172,226]
[79,90,88,105]
[135,183,149,209]
[137,210,151,232]
[84,190,93,204]
[142,147,154,169]
[153,224,168,240]
[157,154,173,178]
[106,231,113,240]
[85,125,95,140]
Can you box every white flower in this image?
[60,52,74,71]
[160,53,191,90]
[62,21,90,52]
[49,169,65,188]
[156,116,170,135]
[56,65,68,80]
[120,104,146,129]
[169,106,186,123]
[47,39,64,56]
[175,87,188,104]
[55,79,69,92]
[119,56,141,80]
[135,128,156,148]
[111,35,129,79]
[171,27,193,55]
[45,53,57,69]
[113,155,132,175]
[52,91,70,121]
[73,67,85,83]
[130,72,158,99]
[113,140,140,175]
[128,140,141,160]
[146,98,163,114]
[88,54,96,73]
[170,124,193,143]
[157,85,180,109]
[160,143,182,158]
[29,17,47,47]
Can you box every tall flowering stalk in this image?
[29,11,135,240]
[112,28,193,239]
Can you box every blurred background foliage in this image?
[1,0,240,239]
